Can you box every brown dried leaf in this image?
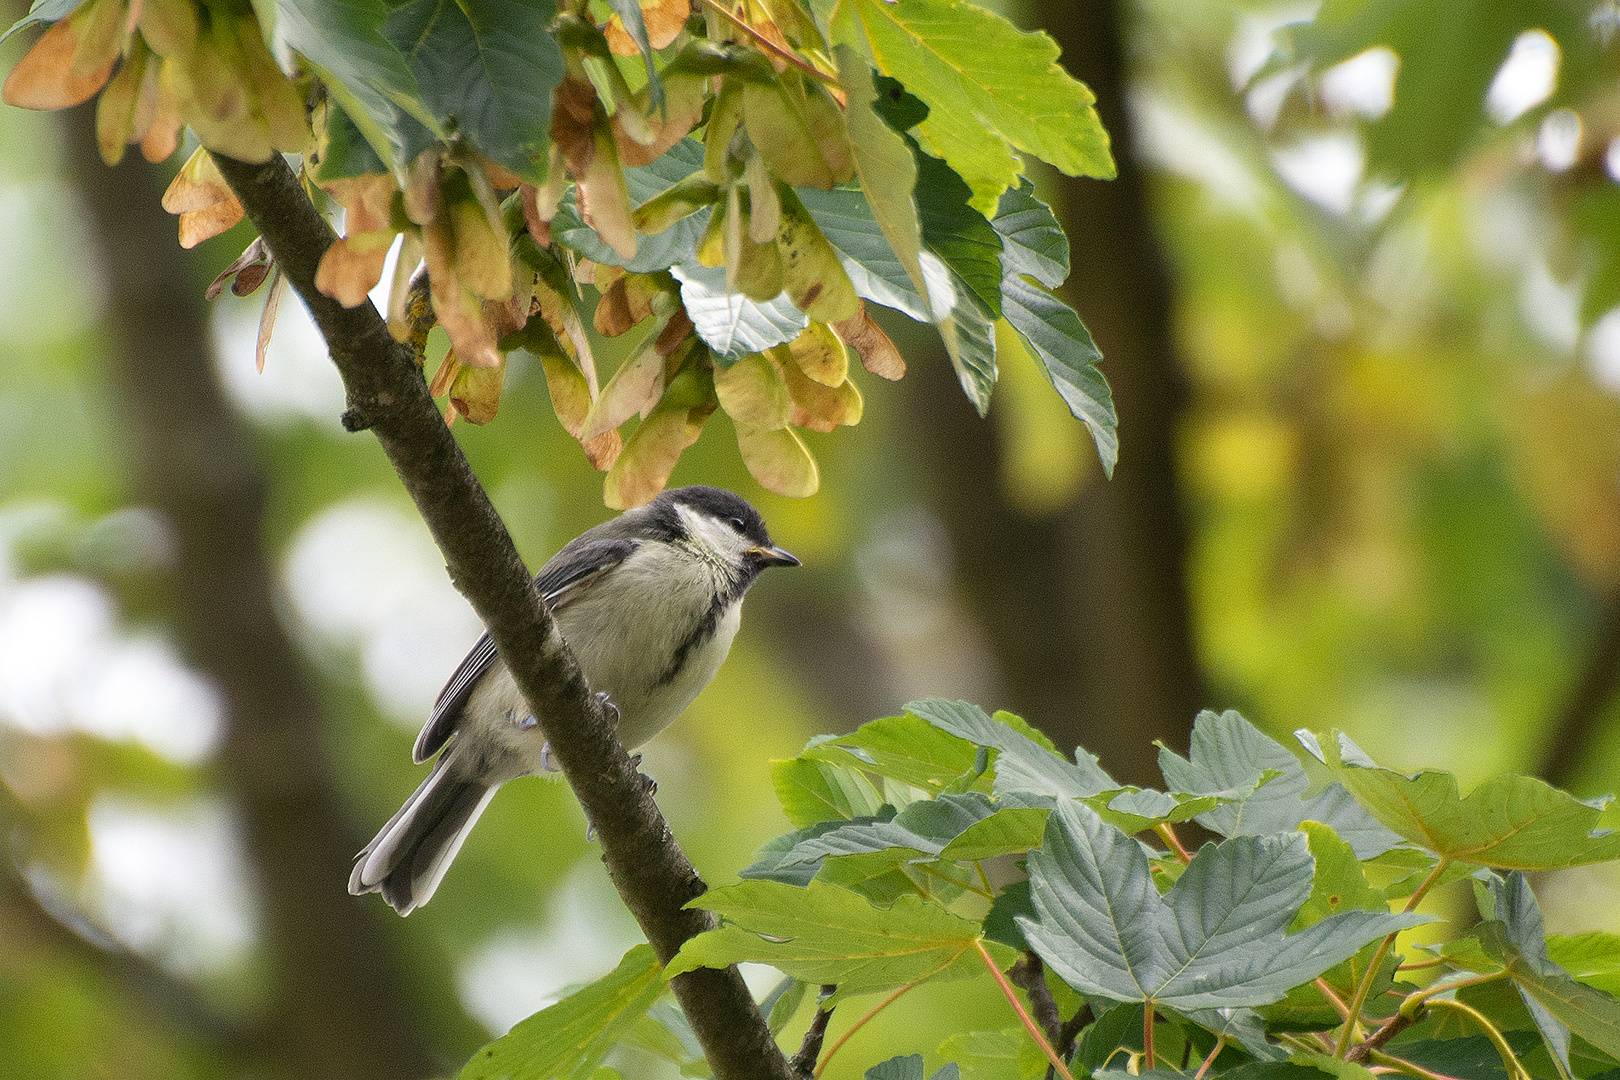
[734,421,818,497]
[655,307,694,356]
[424,219,500,367]
[139,64,181,161]
[613,69,706,167]
[3,9,118,110]
[835,305,904,379]
[163,147,244,248]
[162,145,231,213]
[594,273,661,336]
[205,235,269,301]
[520,182,551,246]
[256,265,286,373]
[582,428,623,471]
[314,231,394,307]
[429,351,462,397]
[603,0,688,54]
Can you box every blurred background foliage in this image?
[3,0,1620,1077]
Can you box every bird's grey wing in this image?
[412,536,637,763]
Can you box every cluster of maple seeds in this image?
[3,0,306,166]
[5,0,907,505]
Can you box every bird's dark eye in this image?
[729,516,747,532]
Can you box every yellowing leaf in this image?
[605,402,711,508]
[139,65,181,162]
[136,0,197,59]
[614,69,706,167]
[780,349,862,432]
[668,878,999,1003]
[314,174,399,308]
[776,183,858,324]
[604,0,687,54]
[715,352,790,431]
[449,357,507,425]
[788,320,848,385]
[735,421,818,497]
[743,73,851,190]
[583,339,667,439]
[93,41,146,163]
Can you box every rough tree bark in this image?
[207,151,793,1080]
[60,106,438,1080]
[904,0,1204,784]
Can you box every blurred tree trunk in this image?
[906,0,1204,784]
[61,108,438,1080]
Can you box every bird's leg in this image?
[595,690,621,725]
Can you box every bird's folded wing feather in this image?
[411,536,638,763]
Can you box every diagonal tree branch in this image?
[208,150,791,1080]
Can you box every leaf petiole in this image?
[813,982,917,1078]
[972,939,1078,1080]
[1367,1050,1470,1080]
[1335,857,1451,1057]
[1154,822,1192,864]
[1194,1035,1226,1080]
[1417,997,1532,1080]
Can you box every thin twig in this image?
[973,941,1078,1080]
[1009,953,1063,1046]
[1316,977,1354,1022]
[1346,1012,1416,1063]
[696,0,840,86]
[789,987,836,1078]
[1056,1004,1093,1064]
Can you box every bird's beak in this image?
[751,545,800,567]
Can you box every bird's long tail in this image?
[348,752,497,916]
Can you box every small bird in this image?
[349,485,798,914]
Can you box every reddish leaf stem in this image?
[814,982,916,1078]
[1154,823,1192,864]
[973,940,1078,1080]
